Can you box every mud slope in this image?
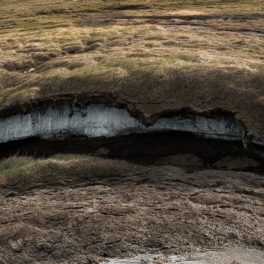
[1,165,264,263]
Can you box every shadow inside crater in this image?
[0,131,260,168]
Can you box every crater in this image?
[0,102,264,168]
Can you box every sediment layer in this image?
[0,103,246,144]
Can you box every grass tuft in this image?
[0,155,132,191]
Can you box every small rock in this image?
[258,237,264,246]
[228,232,238,239]
[4,191,17,198]
[8,238,24,252]
[28,67,35,73]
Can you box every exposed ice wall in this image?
[0,103,245,144]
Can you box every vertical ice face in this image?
[0,103,246,144]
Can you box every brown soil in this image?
[1,164,263,263]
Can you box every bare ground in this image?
[0,164,263,263]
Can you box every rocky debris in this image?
[213,156,260,171]
[0,164,263,263]
[8,238,24,252]
[24,67,35,74]
[4,191,17,198]
[155,154,204,167]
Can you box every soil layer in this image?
[0,163,264,263]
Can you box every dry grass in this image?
[0,0,264,139]
[1,25,263,102]
[0,155,132,191]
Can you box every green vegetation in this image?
[0,0,264,107]
[0,0,264,137]
[0,155,132,191]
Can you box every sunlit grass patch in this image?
[0,155,132,191]
[0,0,264,140]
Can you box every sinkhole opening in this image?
[1,102,264,171]
[1,131,263,171]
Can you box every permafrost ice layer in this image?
[0,103,249,144]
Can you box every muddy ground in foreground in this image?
[0,163,263,263]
